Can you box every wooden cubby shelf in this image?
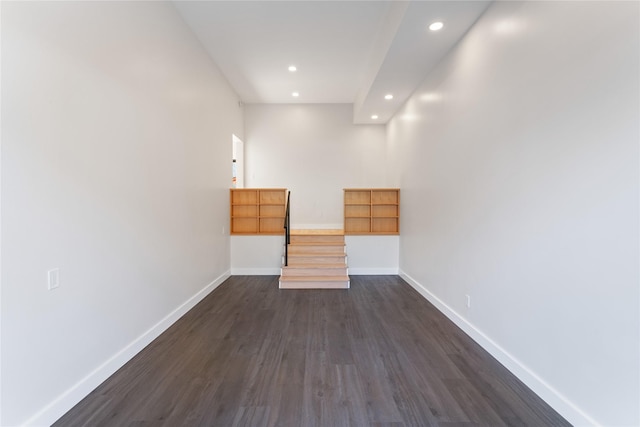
[230,188,287,235]
[344,188,400,235]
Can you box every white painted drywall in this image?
[229,235,399,275]
[1,2,243,425]
[231,236,284,275]
[346,236,399,275]
[0,3,3,423]
[389,2,639,426]
[244,104,388,228]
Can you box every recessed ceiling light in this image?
[384,94,393,100]
[429,21,444,31]
[292,92,299,97]
[288,65,297,72]
[371,115,379,120]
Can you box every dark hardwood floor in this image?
[54,275,571,427]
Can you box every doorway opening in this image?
[232,134,244,188]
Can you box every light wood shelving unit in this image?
[344,188,399,235]
[230,188,287,235]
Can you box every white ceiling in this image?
[174,1,492,124]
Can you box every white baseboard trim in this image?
[349,267,399,275]
[398,270,599,427]
[231,267,280,275]
[24,271,231,427]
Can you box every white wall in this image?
[244,104,388,228]
[346,236,398,275]
[231,236,284,275]
[230,235,399,275]
[1,2,243,425]
[389,2,639,426]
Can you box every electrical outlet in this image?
[222,226,226,235]
[48,268,60,290]
[465,294,471,308]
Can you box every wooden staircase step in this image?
[290,229,344,235]
[288,245,345,254]
[279,275,350,289]
[281,266,348,276]
[289,241,345,246]
[279,275,350,282]
[286,255,347,265]
[290,235,345,244]
[283,263,346,269]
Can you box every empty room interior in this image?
[1,1,639,426]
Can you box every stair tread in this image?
[282,270,348,277]
[289,243,345,247]
[289,242,344,246]
[287,261,347,266]
[290,229,344,236]
[283,264,347,268]
[279,275,350,281]
[289,252,347,258]
[289,246,345,250]
[279,281,349,289]
[289,251,345,255]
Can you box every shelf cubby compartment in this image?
[345,205,371,218]
[372,218,399,234]
[231,217,259,234]
[231,190,258,205]
[260,190,286,205]
[344,190,371,204]
[232,205,258,217]
[260,205,285,217]
[371,190,398,204]
[372,205,398,217]
[260,217,284,234]
[344,217,371,234]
